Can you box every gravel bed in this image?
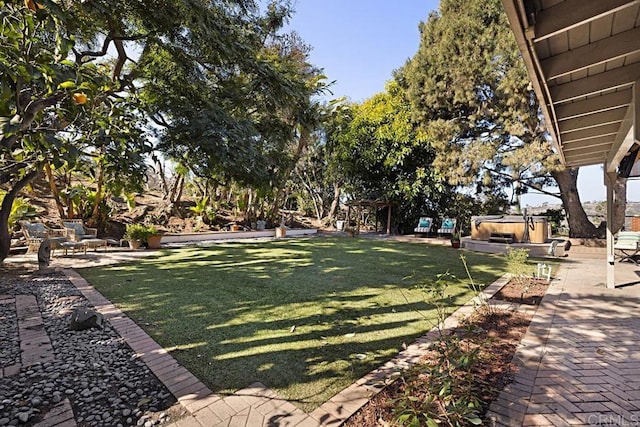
[0,301,20,368]
[0,270,180,426]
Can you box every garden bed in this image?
[343,276,549,426]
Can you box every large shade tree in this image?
[0,0,152,262]
[0,0,316,262]
[405,0,626,237]
[324,80,457,232]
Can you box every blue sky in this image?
[285,0,638,205]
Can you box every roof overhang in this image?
[501,0,640,173]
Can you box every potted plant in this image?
[145,225,164,249]
[450,231,461,249]
[124,224,153,250]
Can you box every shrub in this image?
[505,248,533,298]
[124,223,156,242]
[391,268,483,426]
[541,208,565,235]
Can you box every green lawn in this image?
[79,236,506,411]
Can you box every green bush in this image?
[505,248,534,297]
[124,223,156,242]
[541,208,565,235]
[391,269,483,427]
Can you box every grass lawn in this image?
[79,236,506,411]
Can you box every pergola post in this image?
[386,205,391,235]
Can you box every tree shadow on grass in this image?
[79,237,506,411]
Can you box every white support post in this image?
[636,79,640,143]
[605,171,617,289]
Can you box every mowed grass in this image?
[79,236,506,411]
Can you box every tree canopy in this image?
[403,0,625,237]
[405,0,558,199]
[0,0,323,261]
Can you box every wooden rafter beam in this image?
[563,135,613,151]
[566,150,609,161]
[540,27,640,80]
[559,108,626,133]
[550,61,640,104]
[561,123,621,143]
[555,90,632,121]
[606,94,636,173]
[565,156,608,168]
[532,0,640,42]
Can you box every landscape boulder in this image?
[68,307,105,331]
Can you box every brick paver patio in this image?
[487,257,640,426]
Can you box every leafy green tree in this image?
[0,0,319,261]
[321,101,355,222]
[0,0,151,261]
[326,80,456,232]
[405,0,625,237]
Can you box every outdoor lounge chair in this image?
[62,219,97,241]
[614,231,640,265]
[414,217,433,236]
[62,219,108,252]
[437,218,457,236]
[20,220,68,255]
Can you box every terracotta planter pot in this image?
[147,234,163,249]
[275,226,286,238]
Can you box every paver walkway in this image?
[487,257,640,426]
[0,294,76,426]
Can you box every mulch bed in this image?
[492,277,549,305]
[343,276,549,426]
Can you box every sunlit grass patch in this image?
[79,236,505,411]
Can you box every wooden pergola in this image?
[346,200,394,235]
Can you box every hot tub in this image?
[471,215,549,244]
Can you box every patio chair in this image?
[437,218,457,236]
[20,220,68,255]
[62,219,97,241]
[414,217,433,236]
[614,231,640,265]
[62,219,107,252]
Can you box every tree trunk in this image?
[295,169,322,222]
[0,170,39,263]
[610,176,627,233]
[551,168,627,238]
[154,156,170,199]
[553,169,599,238]
[327,183,341,220]
[44,163,66,219]
[91,160,104,225]
[169,175,184,217]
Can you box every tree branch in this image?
[484,165,561,198]
[1,93,66,149]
